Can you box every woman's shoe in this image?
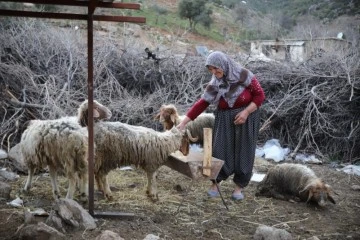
[231,191,244,201]
[207,189,220,198]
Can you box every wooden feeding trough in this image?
[166,128,224,180]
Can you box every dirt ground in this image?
[0,159,359,240]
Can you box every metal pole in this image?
[87,11,95,216]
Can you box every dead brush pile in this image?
[0,19,359,163]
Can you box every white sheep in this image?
[154,104,215,145]
[78,100,197,201]
[21,100,112,201]
[255,163,336,207]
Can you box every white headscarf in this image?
[202,51,253,107]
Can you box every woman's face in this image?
[207,65,224,79]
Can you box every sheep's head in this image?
[78,100,112,127]
[178,128,199,156]
[301,179,336,207]
[154,104,179,130]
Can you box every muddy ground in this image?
[0,160,359,240]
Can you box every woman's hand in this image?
[177,116,191,131]
[176,122,187,131]
[234,109,249,125]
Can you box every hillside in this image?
[245,0,360,19]
[132,0,359,50]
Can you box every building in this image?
[250,37,352,63]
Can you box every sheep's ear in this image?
[306,188,314,203]
[93,109,100,118]
[170,114,177,123]
[325,184,336,204]
[154,113,160,120]
[299,184,310,194]
[327,194,336,204]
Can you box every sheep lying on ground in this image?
[154,104,214,145]
[255,163,336,207]
[21,100,112,201]
[78,100,197,201]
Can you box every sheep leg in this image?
[95,174,103,192]
[99,174,113,201]
[78,173,89,202]
[48,167,61,199]
[23,167,35,192]
[66,175,77,200]
[146,171,159,201]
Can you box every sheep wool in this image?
[155,104,215,144]
[78,100,192,201]
[95,122,187,201]
[21,117,89,201]
[256,163,336,207]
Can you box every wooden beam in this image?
[0,0,141,9]
[94,15,146,23]
[202,128,212,177]
[0,9,87,20]
[0,9,146,23]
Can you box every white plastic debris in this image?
[337,165,360,176]
[119,166,133,171]
[262,139,290,162]
[294,154,322,164]
[251,173,266,182]
[30,208,49,216]
[190,144,203,152]
[7,197,23,208]
[255,148,265,157]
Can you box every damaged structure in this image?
[250,37,352,63]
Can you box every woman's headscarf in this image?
[202,51,253,107]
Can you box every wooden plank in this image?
[0,0,142,9]
[0,9,146,23]
[202,128,212,176]
[166,151,224,180]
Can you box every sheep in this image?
[78,100,197,201]
[255,163,336,207]
[21,100,112,201]
[154,104,215,145]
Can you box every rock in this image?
[15,222,66,240]
[143,234,160,240]
[46,210,66,233]
[0,168,19,181]
[0,149,7,159]
[0,181,11,199]
[8,143,27,173]
[95,230,124,240]
[54,198,96,230]
[24,209,36,225]
[351,185,360,191]
[253,225,292,240]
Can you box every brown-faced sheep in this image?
[154,104,214,145]
[21,100,112,201]
[78,100,197,201]
[255,163,336,207]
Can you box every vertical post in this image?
[203,128,212,176]
[87,11,95,216]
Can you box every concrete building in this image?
[250,38,352,64]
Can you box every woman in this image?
[177,51,265,200]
